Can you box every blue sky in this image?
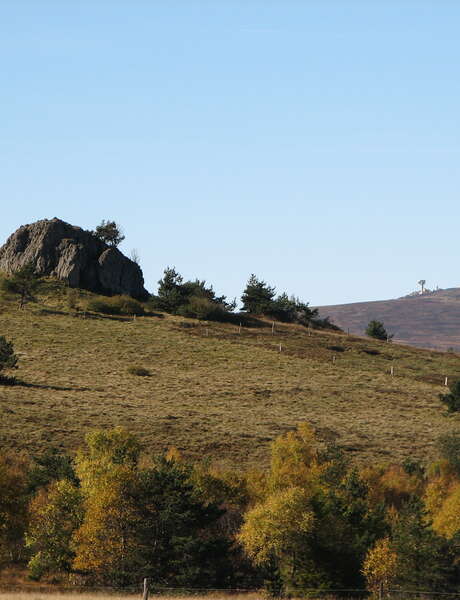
[1,1,459,306]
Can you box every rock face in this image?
[0,218,149,299]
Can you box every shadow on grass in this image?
[0,376,92,392]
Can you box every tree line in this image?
[3,425,460,594]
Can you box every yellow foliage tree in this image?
[268,422,323,493]
[72,428,142,584]
[362,537,398,596]
[430,483,460,538]
[238,486,314,569]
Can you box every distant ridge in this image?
[317,287,460,351]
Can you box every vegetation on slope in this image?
[1,276,460,467]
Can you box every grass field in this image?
[1,283,460,467]
[0,595,263,600]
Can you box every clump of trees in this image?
[150,267,236,321]
[241,274,335,329]
[4,424,460,593]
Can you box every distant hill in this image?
[318,287,460,351]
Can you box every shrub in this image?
[151,267,235,318]
[86,295,144,316]
[0,336,17,380]
[66,289,80,312]
[366,320,392,341]
[178,296,229,321]
[127,366,151,377]
[437,432,460,475]
[440,380,460,413]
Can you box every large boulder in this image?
[0,218,149,299]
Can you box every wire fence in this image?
[4,584,460,599]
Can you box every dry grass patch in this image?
[1,287,460,467]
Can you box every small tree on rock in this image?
[366,320,392,341]
[93,220,125,247]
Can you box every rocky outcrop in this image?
[0,218,149,299]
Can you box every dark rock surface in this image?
[0,218,149,299]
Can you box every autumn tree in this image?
[71,428,142,585]
[26,480,83,580]
[362,537,398,596]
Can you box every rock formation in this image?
[0,218,149,299]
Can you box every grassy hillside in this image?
[317,287,460,351]
[2,282,460,468]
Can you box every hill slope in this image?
[1,284,460,467]
[318,287,460,352]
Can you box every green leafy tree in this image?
[2,263,41,308]
[241,275,276,314]
[366,320,392,341]
[26,480,83,580]
[92,220,125,247]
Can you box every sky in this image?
[1,0,459,306]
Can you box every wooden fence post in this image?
[142,577,150,600]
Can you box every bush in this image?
[437,431,460,475]
[127,366,151,377]
[0,336,18,385]
[86,295,144,316]
[66,289,80,312]
[440,380,460,413]
[366,320,392,341]
[177,296,229,321]
[151,267,235,319]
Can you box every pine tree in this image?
[241,275,276,314]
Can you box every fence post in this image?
[379,581,383,600]
[142,577,150,600]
